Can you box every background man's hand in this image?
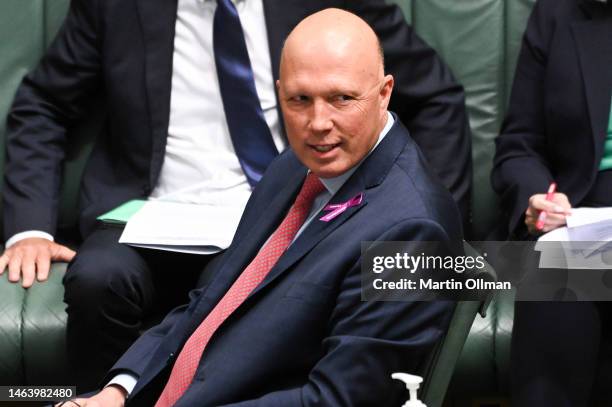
[0,237,76,288]
[525,192,572,235]
[55,386,127,407]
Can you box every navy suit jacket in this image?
[3,0,471,241]
[492,0,612,238]
[107,119,463,406]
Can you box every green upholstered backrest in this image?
[392,2,535,400]
[394,0,536,238]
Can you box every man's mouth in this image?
[310,143,340,153]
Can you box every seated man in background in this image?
[1,0,470,391]
[65,9,462,407]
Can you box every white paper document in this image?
[536,206,612,268]
[119,199,247,254]
[566,207,612,228]
[535,226,570,245]
[537,244,612,269]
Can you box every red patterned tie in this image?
[155,173,325,406]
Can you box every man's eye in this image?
[334,95,354,102]
[290,95,309,103]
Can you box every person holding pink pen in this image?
[527,182,572,234]
[492,0,612,405]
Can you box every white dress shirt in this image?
[6,0,283,248]
[107,112,395,395]
[150,0,283,202]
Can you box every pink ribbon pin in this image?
[320,193,364,222]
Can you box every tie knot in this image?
[217,0,236,12]
[295,173,326,205]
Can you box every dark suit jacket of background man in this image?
[492,0,612,238]
[3,0,472,242]
[104,118,463,407]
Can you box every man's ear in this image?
[276,79,281,92]
[379,74,394,110]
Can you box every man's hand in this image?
[55,386,127,407]
[0,237,76,288]
[525,192,572,235]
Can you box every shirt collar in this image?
[318,111,394,195]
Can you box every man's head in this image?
[277,9,394,179]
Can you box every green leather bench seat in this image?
[0,259,69,385]
[0,0,539,405]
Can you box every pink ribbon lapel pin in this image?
[319,193,364,222]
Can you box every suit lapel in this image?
[246,173,369,299]
[571,6,612,160]
[134,0,178,186]
[195,169,307,313]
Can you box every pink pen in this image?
[536,182,557,231]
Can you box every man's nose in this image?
[309,100,334,133]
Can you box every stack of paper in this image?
[536,207,612,269]
[565,207,612,254]
[115,199,248,255]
